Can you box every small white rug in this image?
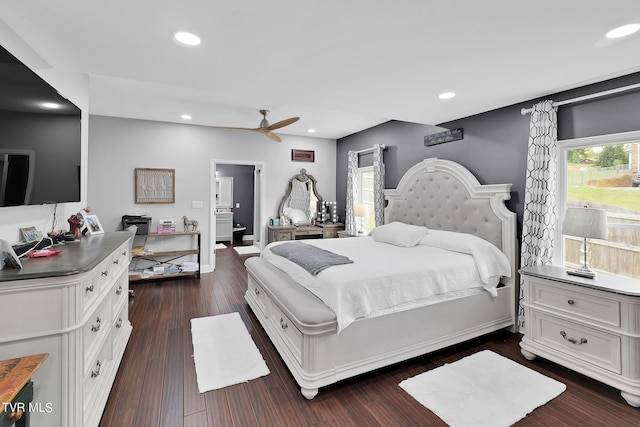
[234,245,261,255]
[214,243,226,249]
[399,350,566,427]
[191,312,269,393]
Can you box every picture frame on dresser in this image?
[85,214,104,235]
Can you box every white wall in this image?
[88,115,337,271]
[0,21,89,243]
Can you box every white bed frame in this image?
[245,158,517,399]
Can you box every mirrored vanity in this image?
[267,169,343,244]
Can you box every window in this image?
[357,166,376,233]
[557,131,640,279]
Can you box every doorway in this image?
[210,159,265,270]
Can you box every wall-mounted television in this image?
[0,44,81,207]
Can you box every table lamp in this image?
[354,204,367,234]
[562,206,608,278]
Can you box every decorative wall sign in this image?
[424,128,464,146]
[291,149,315,162]
[135,168,175,204]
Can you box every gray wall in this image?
[337,72,640,238]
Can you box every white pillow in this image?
[284,208,309,225]
[371,222,428,247]
[419,229,511,290]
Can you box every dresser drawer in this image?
[269,303,303,364]
[83,341,113,425]
[84,300,110,369]
[323,228,340,238]
[531,311,621,374]
[529,281,620,327]
[110,273,128,318]
[112,303,129,346]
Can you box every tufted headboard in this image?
[383,158,517,285]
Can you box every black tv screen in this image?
[0,44,81,207]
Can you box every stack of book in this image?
[157,219,176,234]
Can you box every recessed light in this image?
[438,92,456,100]
[173,31,201,47]
[605,23,640,39]
[307,129,316,133]
[41,102,61,109]
[181,114,192,120]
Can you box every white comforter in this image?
[261,232,510,333]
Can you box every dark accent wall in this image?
[216,164,255,236]
[337,72,640,239]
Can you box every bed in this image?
[245,158,517,399]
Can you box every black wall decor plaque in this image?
[424,128,463,146]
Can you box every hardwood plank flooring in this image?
[99,243,639,427]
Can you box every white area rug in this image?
[399,350,566,427]
[191,312,269,393]
[214,243,226,249]
[234,245,261,255]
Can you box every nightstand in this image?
[519,265,640,407]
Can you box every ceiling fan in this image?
[214,109,299,142]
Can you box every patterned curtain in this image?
[518,100,558,330]
[372,144,386,226]
[345,150,359,233]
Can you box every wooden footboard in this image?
[245,257,514,399]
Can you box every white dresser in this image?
[0,232,133,426]
[520,265,640,407]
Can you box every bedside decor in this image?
[19,226,41,242]
[562,206,608,278]
[135,168,175,204]
[353,204,367,234]
[291,149,315,162]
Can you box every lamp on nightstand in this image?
[354,204,368,234]
[562,206,608,278]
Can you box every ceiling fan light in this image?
[173,31,201,47]
[605,23,640,39]
[308,129,316,133]
[438,92,456,100]
[181,114,192,120]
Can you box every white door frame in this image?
[210,159,266,270]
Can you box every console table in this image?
[267,223,344,244]
[0,232,132,426]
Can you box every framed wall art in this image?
[135,168,175,204]
[291,149,315,162]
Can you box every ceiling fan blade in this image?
[211,125,261,132]
[266,117,299,130]
[266,132,282,142]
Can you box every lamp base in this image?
[567,267,596,279]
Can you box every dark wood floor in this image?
[99,243,639,427]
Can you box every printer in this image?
[122,215,151,235]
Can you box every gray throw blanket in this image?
[270,241,353,275]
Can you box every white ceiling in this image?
[2,1,640,139]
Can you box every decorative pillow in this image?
[284,208,310,225]
[370,222,428,247]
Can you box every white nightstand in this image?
[519,265,640,407]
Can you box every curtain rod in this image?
[520,82,640,115]
[352,144,387,155]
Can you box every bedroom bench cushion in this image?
[245,257,337,330]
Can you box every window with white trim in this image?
[557,131,640,279]
[357,166,375,233]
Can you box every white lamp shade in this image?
[563,207,608,239]
[354,204,367,218]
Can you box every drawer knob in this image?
[91,360,102,378]
[113,259,120,265]
[560,330,587,345]
[91,316,102,332]
[116,285,123,295]
[116,318,123,329]
[280,317,288,330]
[567,299,575,305]
[101,269,109,276]
[254,287,260,295]
[86,284,95,293]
